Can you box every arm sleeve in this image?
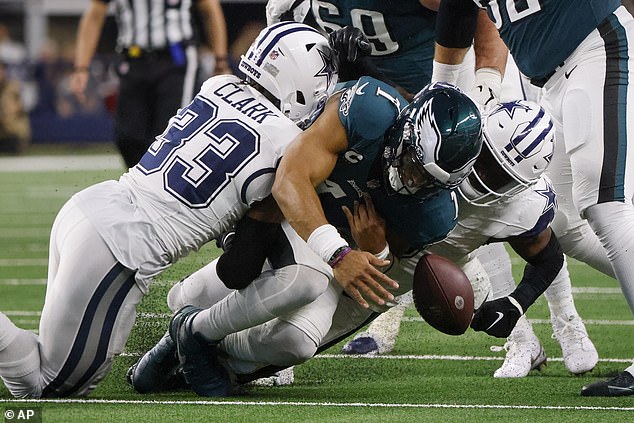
[435,0,479,48]
[510,232,564,311]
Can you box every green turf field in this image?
[1,158,633,422]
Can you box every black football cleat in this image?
[169,305,233,397]
[581,371,634,397]
[127,332,179,393]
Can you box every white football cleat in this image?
[249,366,295,387]
[492,316,547,378]
[551,314,598,374]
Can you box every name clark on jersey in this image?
[213,82,278,124]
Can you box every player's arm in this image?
[471,228,564,338]
[432,0,478,83]
[273,95,399,309]
[471,10,508,108]
[71,0,108,102]
[433,1,507,110]
[197,0,230,75]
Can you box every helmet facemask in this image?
[458,100,555,206]
[384,82,483,199]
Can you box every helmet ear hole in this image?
[296,91,306,105]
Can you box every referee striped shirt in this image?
[102,0,198,51]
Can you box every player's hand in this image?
[469,67,502,111]
[69,69,89,104]
[328,26,371,63]
[470,296,523,338]
[342,193,387,254]
[333,249,398,309]
[266,0,310,25]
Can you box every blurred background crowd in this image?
[0,0,267,154]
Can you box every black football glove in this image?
[328,26,371,63]
[470,296,523,338]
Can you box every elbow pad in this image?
[435,0,479,48]
[511,233,564,311]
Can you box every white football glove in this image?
[266,0,310,25]
[469,67,502,111]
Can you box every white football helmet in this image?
[459,100,555,206]
[239,22,338,129]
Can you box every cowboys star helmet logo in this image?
[491,101,532,119]
[315,48,336,90]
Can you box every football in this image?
[412,253,474,335]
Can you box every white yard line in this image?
[0,398,632,412]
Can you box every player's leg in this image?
[475,243,546,377]
[1,199,143,398]
[169,221,332,396]
[188,221,332,343]
[546,138,615,277]
[545,9,634,395]
[167,260,234,312]
[220,280,343,376]
[544,258,598,374]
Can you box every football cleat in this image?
[551,314,598,374]
[491,316,546,378]
[127,332,179,393]
[169,305,233,397]
[248,367,295,387]
[341,335,380,355]
[581,371,634,397]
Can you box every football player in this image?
[128,81,484,396]
[0,22,339,398]
[267,0,594,381]
[344,100,599,377]
[434,0,634,397]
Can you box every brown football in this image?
[413,253,474,335]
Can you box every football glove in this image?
[469,67,502,111]
[328,26,371,63]
[266,0,310,25]
[470,295,523,338]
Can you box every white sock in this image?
[475,244,515,299]
[544,257,578,318]
[0,313,41,398]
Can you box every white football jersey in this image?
[429,176,558,262]
[74,75,302,290]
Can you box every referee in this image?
[70,0,229,167]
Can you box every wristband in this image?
[374,244,390,260]
[328,246,352,268]
[307,224,349,264]
[431,60,462,85]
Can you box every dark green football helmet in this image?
[384,82,483,198]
